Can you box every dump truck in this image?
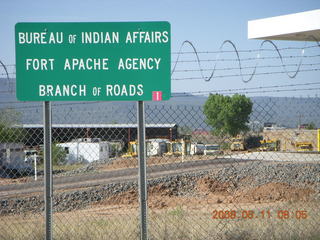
[295,142,313,152]
[259,139,280,151]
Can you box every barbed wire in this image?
[170,54,320,63]
[172,68,320,81]
[172,38,320,83]
[1,39,319,96]
[0,59,12,93]
[174,81,320,95]
[182,87,320,96]
[172,62,320,72]
[2,60,320,77]
[1,64,319,94]
[1,61,320,77]
[1,68,320,94]
[171,44,320,54]
[2,55,319,71]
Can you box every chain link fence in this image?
[0,94,320,239]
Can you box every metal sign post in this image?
[43,101,53,240]
[137,101,148,240]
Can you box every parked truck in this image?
[259,139,280,151]
[295,142,313,152]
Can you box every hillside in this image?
[0,78,319,129]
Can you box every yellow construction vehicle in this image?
[295,142,313,152]
[230,137,245,151]
[165,138,191,156]
[259,139,280,151]
[122,141,138,157]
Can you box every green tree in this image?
[52,144,67,165]
[0,108,26,143]
[305,122,316,130]
[203,94,253,137]
[39,143,67,165]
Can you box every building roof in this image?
[248,9,320,41]
[17,123,177,129]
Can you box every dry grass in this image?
[0,201,319,240]
[104,155,220,171]
[37,163,86,172]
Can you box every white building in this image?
[57,138,109,164]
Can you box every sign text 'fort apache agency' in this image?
[15,22,171,101]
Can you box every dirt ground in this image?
[93,177,316,212]
[0,176,30,186]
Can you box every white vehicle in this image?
[204,144,221,155]
[146,139,169,156]
[190,143,205,155]
[57,138,109,164]
[0,143,33,176]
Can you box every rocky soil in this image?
[1,161,319,215]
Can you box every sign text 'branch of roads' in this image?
[15,22,171,101]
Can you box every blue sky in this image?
[1,0,320,97]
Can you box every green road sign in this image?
[15,22,171,101]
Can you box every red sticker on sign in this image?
[152,91,162,101]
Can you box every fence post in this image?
[137,101,148,240]
[44,101,53,240]
[34,153,37,181]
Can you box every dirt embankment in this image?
[97,176,315,211]
[1,162,319,215]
